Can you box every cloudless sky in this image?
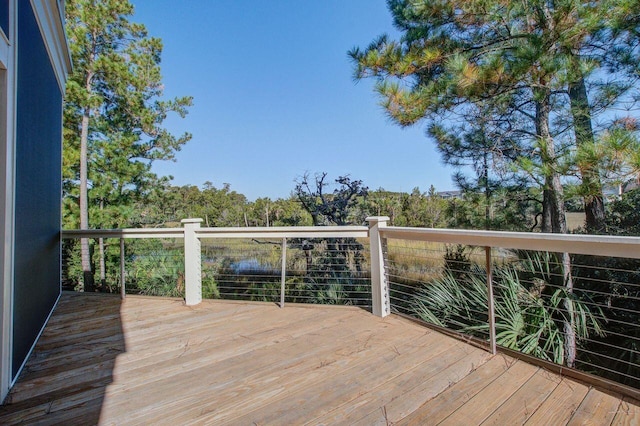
[132,0,456,201]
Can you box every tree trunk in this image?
[536,93,567,234]
[548,172,567,234]
[80,105,94,291]
[562,251,576,367]
[536,91,576,366]
[483,151,490,230]
[541,189,552,233]
[569,72,606,233]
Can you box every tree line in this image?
[120,175,549,232]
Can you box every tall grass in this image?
[202,238,371,306]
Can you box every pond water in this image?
[230,258,275,274]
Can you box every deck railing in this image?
[61,217,640,393]
[61,219,373,309]
[378,221,640,392]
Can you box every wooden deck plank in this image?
[219,332,454,425]
[611,397,640,426]
[111,306,342,370]
[332,347,493,426]
[380,348,493,424]
[10,301,299,396]
[105,311,369,397]
[10,304,333,404]
[24,308,267,377]
[209,332,449,425]
[1,292,639,425]
[96,306,420,424]
[481,368,561,425]
[393,354,514,426]
[112,319,435,425]
[437,360,539,425]
[0,381,107,425]
[524,377,590,425]
[567,387,622,426]
[119,312,373,381]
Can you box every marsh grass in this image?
[566,212,586,231]
[200,238,371,305]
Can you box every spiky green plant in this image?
[128,249,185,297]
[412,253,604,364]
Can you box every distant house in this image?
[437,190,463,200]
[0,1,70,401]
[603,179,640,203]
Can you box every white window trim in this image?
[29,0,71,92]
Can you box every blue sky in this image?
[132,0,455,200]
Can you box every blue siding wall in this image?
[13,2,62,378]
[0,0,7,38]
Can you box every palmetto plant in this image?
[129,250,185,297]
[412,252,604,364]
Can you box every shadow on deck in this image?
[1,292,638,425]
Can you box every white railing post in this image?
[367,216,390,317]
[182,218,203,306]
[120,238,126,300]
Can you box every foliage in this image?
[361,189,404,224]
[429,103,538,230]
[64,0,192,290]
[294,172,368,226]
[447,186,539,231]
[349,0,640,234]
[132,183,313,228]
[303,239,369,306]
[412,252,604,364]
[128,246,185,297]
[292,173,370,305]
[64,0,193,227]
[571,197,640,387]
[202,238,368,306]
[360,186,451,227]
[63,238,219,299]
[606,188,640,236]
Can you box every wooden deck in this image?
[1,292,638,425]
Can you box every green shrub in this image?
[412,253,604,364]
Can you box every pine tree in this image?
[349,0,636,234]
[64,0,192,291]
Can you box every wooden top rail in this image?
[381,226,640,259]
[196,226,368,239]
[61,224,640,259]
[61,226,369,240]
[61,228,185,239]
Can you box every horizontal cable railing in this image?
[200,237,371,306]
[61,223,372,309]
[380,225,640,391]
[61,236,186,297]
